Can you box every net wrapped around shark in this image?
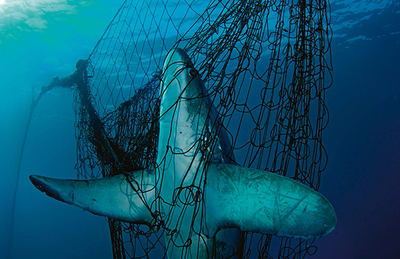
[71,0,332,258]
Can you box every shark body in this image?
[30,48,336,258]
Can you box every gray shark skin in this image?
[156,48,243,258]
[30,170,155,225]
[30,48,336,259]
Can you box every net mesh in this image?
[70,0,332,258]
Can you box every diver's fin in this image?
[205,163,336,239]
[30,170,155,225]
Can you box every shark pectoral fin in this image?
[30,169,155,225]
[205,163,336,239]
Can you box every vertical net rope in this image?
[71,0,333,258]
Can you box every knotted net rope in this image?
[69,0,333,258]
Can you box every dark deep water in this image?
[1,1,399,258]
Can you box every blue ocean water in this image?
[0,0,399,258]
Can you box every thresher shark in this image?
[30,48,336,258]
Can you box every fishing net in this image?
[57,0,333,258]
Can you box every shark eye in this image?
[189,68,198,78]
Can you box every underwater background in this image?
[0,0,399,258]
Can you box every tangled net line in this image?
[70,0,333,258]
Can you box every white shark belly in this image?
[157,49,241,258]
[29,48,335,259]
